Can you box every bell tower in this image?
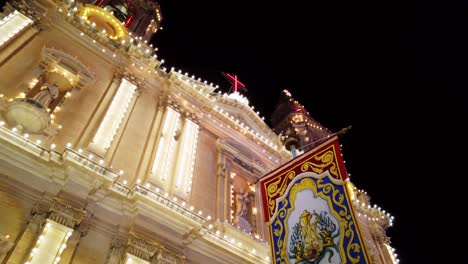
[79,0,163,42]
[270,90,332,154]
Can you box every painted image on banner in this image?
[287,189,340,264]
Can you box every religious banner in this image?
[260,136,370,264]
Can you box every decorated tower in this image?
[271,90,331,154]
[78,0,163,42]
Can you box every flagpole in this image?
[250,126,352,186]
[294,125,352,153]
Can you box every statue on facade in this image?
[236,189,249,219]
[235,189,252,232]
[32,82,59,108]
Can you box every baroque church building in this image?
[0,0,397,263]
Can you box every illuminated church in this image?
[0,0,398,263]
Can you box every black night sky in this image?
[1,0,463,262]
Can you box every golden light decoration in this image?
[78,5,128,41]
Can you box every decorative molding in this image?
[123,72,144,87]
[152,247,186,264]
[29,201,49,230]
[182,226,205,246]
[48,198,86,228]
[107,235,127,264]
[126,232,159,261]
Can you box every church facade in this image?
[0,0,397,263]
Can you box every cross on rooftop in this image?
[223,72,247,93]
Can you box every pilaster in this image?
[3,198,85,264]
[139,94,167,183]
[79,70,124,151]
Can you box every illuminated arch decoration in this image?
[78,4,128,41]
[260,136,370,263]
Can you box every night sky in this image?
[2,0,462,262]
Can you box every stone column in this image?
[106,85,141,163]
[24,219,73,264]
[2,202,48,264]
[146,102,181,189]
[215,158,226,222]
[253,182,267,240]
[137,94,167,182]
[248,192,256,234]
[78,71,124,150]
[215,143,229,222]
[22,199,85,264]
[106,237,126,264]
[2,198,85,264]
[59,216,91,264]
[167,111,186,192]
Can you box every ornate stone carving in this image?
[216,163,226,178]
[185,112,198,124]
[29,202,49,230]
[113,70,125,82]
[107,236,127,264]
[126,233,158,261]
[151,247,186,264]
[74,215,92,239]
[182,227,205,246]
[8,0,45,22]
[48,198,86,228]
[123,72,144,87]
[157,94,168,111]
[167,100,181,112]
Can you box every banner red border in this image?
[260,136,347,222]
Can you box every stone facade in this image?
[0,1,397,263]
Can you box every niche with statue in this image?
[231,172,257,234]
[0,47,94,135]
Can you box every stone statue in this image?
[236,189,249,218]
[33,82,59,107]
